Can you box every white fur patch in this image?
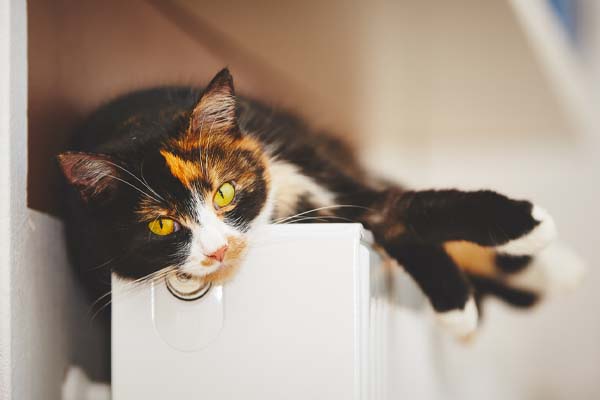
[269,159,335,220]
[435,297,478,338]
[180,202,241,277]
[495,206,557,256]
[179,177,275,280]
[507,242,586,294]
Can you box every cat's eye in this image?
[148,218,179,236]
[214,182,235,209]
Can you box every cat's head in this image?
[58,69,272,284]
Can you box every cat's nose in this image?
[206,245,228,262]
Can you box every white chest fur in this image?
[268,159,335,220]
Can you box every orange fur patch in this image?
[384,223,406,241]
[201,259,215,267]
[444,241,497,278]
[201,236,248,284]
[160,150,202,188]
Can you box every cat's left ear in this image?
[57,152,121,203]
[189,68,239,136]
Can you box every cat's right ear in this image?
[57,152,121,203]
[188,68,238,136]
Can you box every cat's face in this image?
[59,69,272,284]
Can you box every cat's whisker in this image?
[88,290,113,315]
[86,256,118,271]
[272,205,372,224]
[90,300,112,322]
[140,160,166,202]
[89,267,178,320]
[99,173,162,204]
[88,280,140,319]
[276,215,358,225]
[90,267,176,321]
[199,116,206,174]
[203,117,217,174]
[204,114,230,170]
[128,267,173,287]
[227,215,246,230]
[103,160,165,202]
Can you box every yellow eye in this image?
[214,182,235,208]
[148,218,177,236]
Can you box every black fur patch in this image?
[385,243,472,312]
[470,275,538,308]
[496,254,533,274]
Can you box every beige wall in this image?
[174,0,575,184]
[29,0,226,214]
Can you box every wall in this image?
[426,121,600,400]
[28,0,225,215]
[173,0,576,187]
[0,1,15,397]
[423,4,600,399]
[1,1,107,399]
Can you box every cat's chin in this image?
[179,257,243,285]
[198,237,249,284]
[196,261,242,285]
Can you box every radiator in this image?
[111,224,437,399]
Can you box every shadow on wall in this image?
[29,0,347,216]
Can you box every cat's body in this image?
[59,69,582,337]
[62,85,367,291]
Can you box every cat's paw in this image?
[508,242,586,294]
[435,297,478,339]
[494,205,585,295]
[495,205,557,256]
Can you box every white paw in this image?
[508,242,586,294]
[435,297,478,338]
[495,206,557,256]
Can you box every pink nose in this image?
[206,245,228,262]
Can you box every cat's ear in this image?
[189,68,239,135]
[57,152,121,203]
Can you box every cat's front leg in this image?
[390,189,557,251]
[392,189,585,294]
[385,241,479,338]
[364,187,579,338]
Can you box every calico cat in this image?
[58,69,581,338]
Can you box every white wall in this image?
[350,1,600,398]
[411,8,600,400]
[426,128,600,400]
[0,1,26,397]
[0,1,107,399]
[0,0,13,397]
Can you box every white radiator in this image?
[111,224,439,399]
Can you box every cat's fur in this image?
[58,69,582,337]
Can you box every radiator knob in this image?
[165,271,211,301]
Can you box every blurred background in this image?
[20,0,600,398]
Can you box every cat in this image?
[58,68,583,338]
